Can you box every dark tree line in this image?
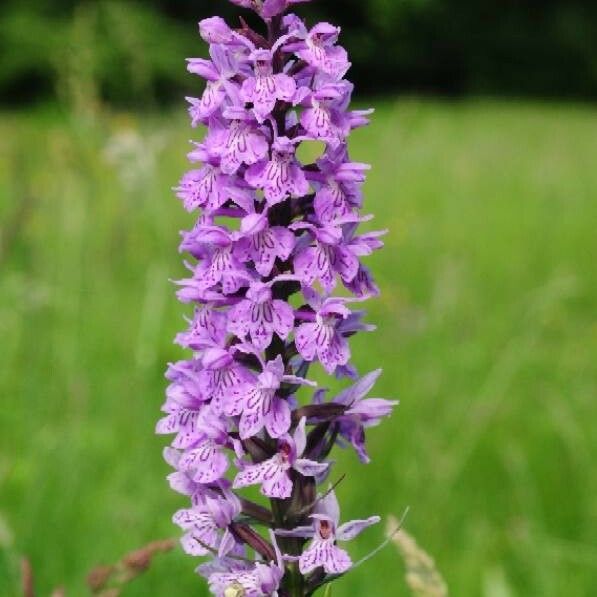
[1,0,596,105]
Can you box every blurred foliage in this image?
[1,0,597,106]
[0,1,193,107]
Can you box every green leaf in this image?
[323,584,333,597]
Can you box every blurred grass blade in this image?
[387,516,448,597]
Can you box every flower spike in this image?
[158,1,397,594]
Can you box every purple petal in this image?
[180,532,211,557]
[319,332,350,374]
[271,299,294,339]
[299,539,352,575]
[336,369,382,406]
[218,528,237,558]
[293,416,307,456]
[261,468,293,499]
[274,524,315,539]
[293,458,329,478]
[336,515,380,541]
[295,322,319,361]
[265,397,291,438]
[233,459,272,489]
[315,489,341,526]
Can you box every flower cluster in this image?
[158,2,397,595]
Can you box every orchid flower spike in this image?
[158,1,397,595]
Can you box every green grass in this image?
[1,98,596,596]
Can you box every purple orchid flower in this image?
[309,145,370,224]
[164,446,220,507]
[156,387,205,450]
[174,149,253,214]
[175,491,241,558]
[174,167,229,213]
[262,0,311,18]
[230,0,308,19]
[178,225,250,296]
[296,218,385,296]
[198,347,253,414]
[157,359,210,447]
[206,531,284,597]
[186,44,246,123]
[233,418,328,498]
[299,80,354,146]
[292,218,365,292]
[175,406,235,484]
[234,212,296,277]
[211,113,270,176]
[344,263,380,298]
[226,354,314,438]
[285,23,351,80]
[277,490,379,575]
[175,305,228,352]
[316,369,398,463]
[227,278,295,350]
[295,291,356,373]
[199,17,235,45]
[241,47,297,123]
[245,136,309,206]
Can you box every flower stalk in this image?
[157,1,398,595]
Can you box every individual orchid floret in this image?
[317,369,398,463]
[299,81,353,146]
[225,353,314,438]
[285,23,351,80]
[309,145,370,223]
[241,48,297,123]
[175,492,241,558]
[233,418,328,498]
[178,226,249,295]
[165,448,218,506]
[344,263,380,298]
[174,164,250,213]
[186,45,246,122]
[175,406,234,483]
[245,136,309,205]
[277,490,379,575]
[156,389,205,450]
[292,218,364,292]
[227,279,296,350]
[206,531,284,597]
[229,0,310,19]
[175,305,227,352]
[234,212,295,276]
[295,292,357,373]
[198,347,253,414]
[262,0,311,18]
[211,113,270,176]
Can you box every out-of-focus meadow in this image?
[1,97,596,596]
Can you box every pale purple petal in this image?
[299,539,352,575]
[336,515,380,541]
[293,458,329,477]
[293,416,307,456]
[265,397,291,438]
[261,468,293,499]
[315,489,341,526]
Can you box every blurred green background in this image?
[1,1,597,596]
